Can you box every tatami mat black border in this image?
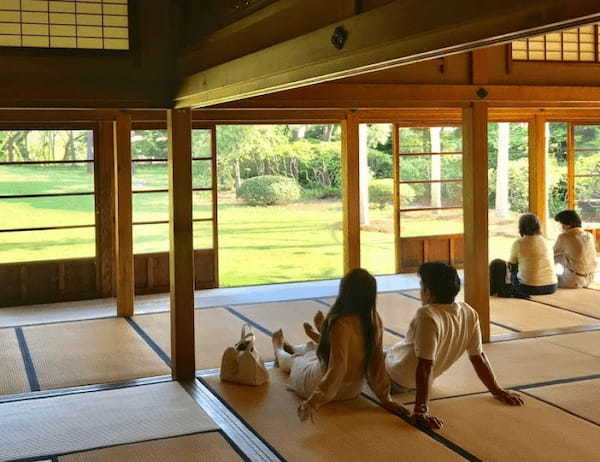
[519,390,600,428]
[15,327,40,392]
[6,429,229,462]
[225,306,274,336]
[195,376,285,461]
[361,393,481,462]
[0,375,173,405]
[125,317,172,367]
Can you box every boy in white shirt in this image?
[385,262,524,429]
[553,210,597,288]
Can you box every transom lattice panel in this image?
[512,24,599,63]
[0,0,129,50]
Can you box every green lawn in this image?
[0,165,535,286]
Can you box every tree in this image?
[359,124,370,225]
[430,127,442,210]
[495,123,510,217]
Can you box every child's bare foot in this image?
[314,310,325,332]
[272,329,284,350]
[303,322,320,343]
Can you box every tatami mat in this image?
[0,329,30,395]
[234,300,329,345]
[59,431,242,462]
[431,394,600,462]
[544,330,600,358]
[0,381,217,462]
[398,291,515,336]
[23,318,170,390]
[132,308,275,370]
[491,296,597,331]
[533,289,600,319]
[525,378,600,425]
[401,289,595,333]
[391,336,600,402]
[203,370,466,462]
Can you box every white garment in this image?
[385,302,483,389]
[509,235,557,286]
[554,228,597,288]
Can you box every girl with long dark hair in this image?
[272,268,408,422]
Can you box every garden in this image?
[0,123,599,287]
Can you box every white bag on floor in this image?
[220,324,269,386]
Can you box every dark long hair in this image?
[316,268,377,368]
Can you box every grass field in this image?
[0,165,529,286]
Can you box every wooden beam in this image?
[463,102,490,342]
[341,113,361,272]
[210,83,600,109]
[96,121,116,298]
[167,108,196,380]
[114,113,134,317]
[471,49,489,85]
[529,115,548,235]
[176,0,600,107]
[392,123,401,273]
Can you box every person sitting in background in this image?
[385,262,524,430]
[553,210,597,288]
[272,268,409,423]
[507,213,557,296]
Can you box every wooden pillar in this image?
[567,122,576,210]
[96,121,116,298]
[168,108,196,380]
[341,113,361,272]
[114,113,134,317]
[463,103,490,342]
[529,115,548,235]
[392,123,401,273]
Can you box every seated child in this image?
[272,268,409,422]
[384,262,524,429]
[553,210,597,288]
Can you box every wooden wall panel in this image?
[0,259,98,308]
[63,260,96,299]
[399,235,464,273]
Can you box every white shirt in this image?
[509,235,558,286]
[385,302,483,388]
[554,228,597,276]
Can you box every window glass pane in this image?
[192,159,212,189]
[399,127,462,153]
[575,150,600,176]
[360,124,395,275]
[132,161,168,191]
[133,223,168,254]
[216,124,343,286]
[193,221,213,249]
[193,190,212,220]
[399,154,462,182]
[488,122,530,261]
[547,123,569,239]
[192,129,211,158]
[0,130,94,162]
[0,227,95,263]
[131,130,167,160]
[400,182,462,209]
[0,195,95,230]
[576,177,600,228]
[0,162,94,195]
[133,192,168,223]
[400,209,463,237]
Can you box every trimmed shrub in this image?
[237,175,301,206]
[368,179,415,208]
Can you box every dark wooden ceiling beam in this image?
[176,0,600,108]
